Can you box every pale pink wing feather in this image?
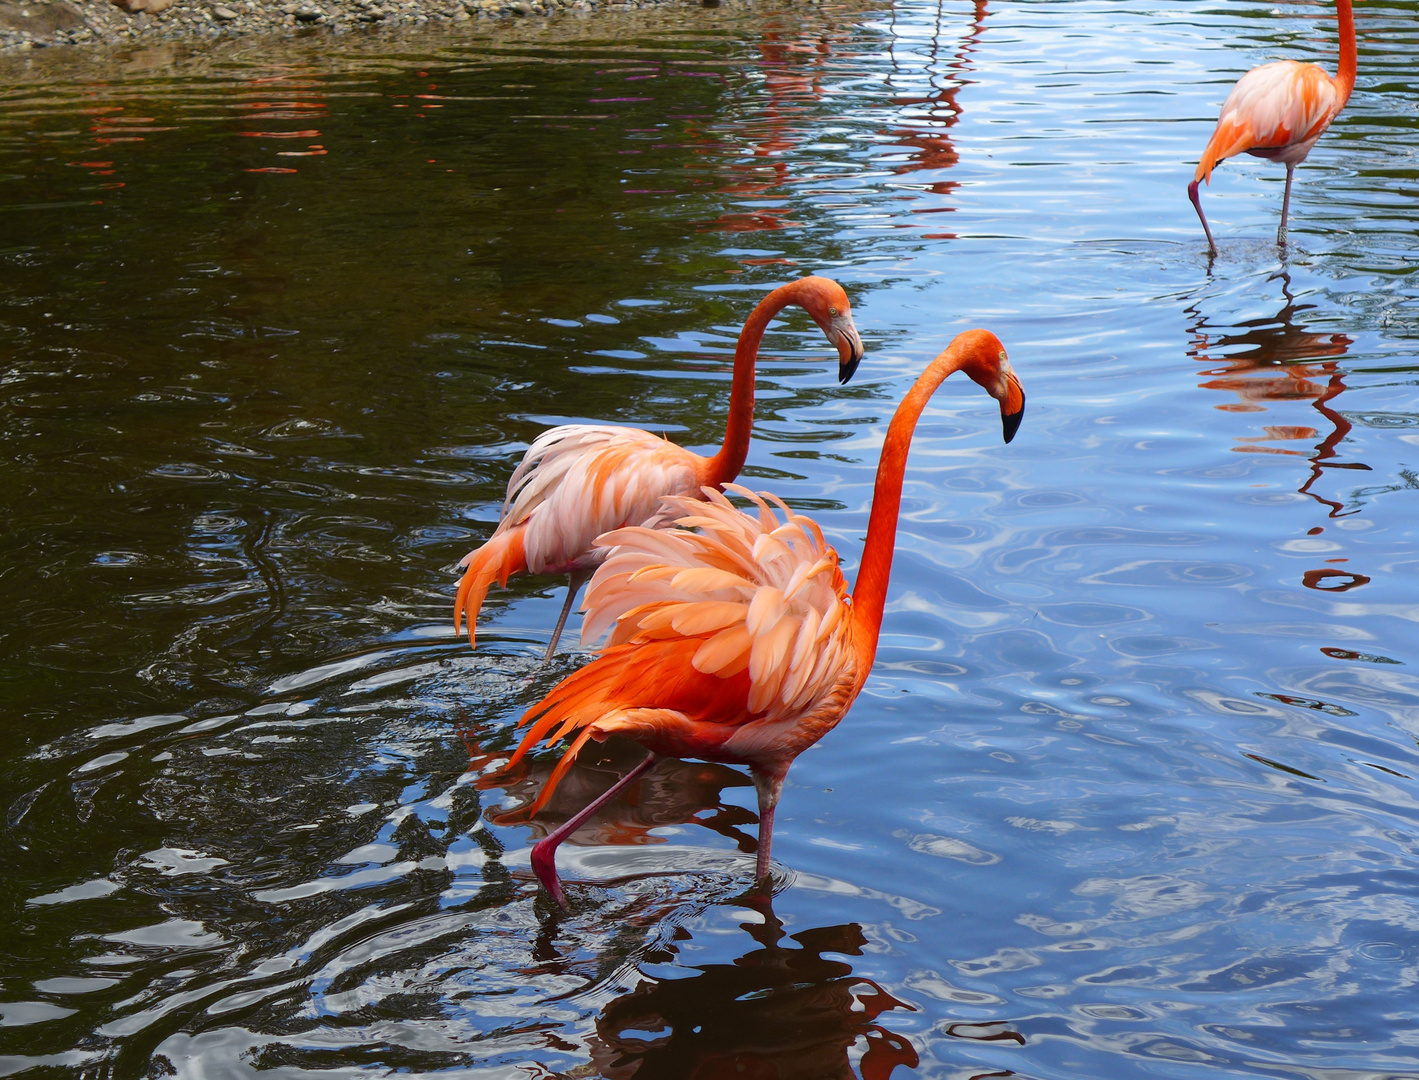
[1196,61,1339,182]
[478,425,702,574]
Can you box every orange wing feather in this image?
[453,529,528,650]
[508,485,858,815]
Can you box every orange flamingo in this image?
[454,277,864,659]
[503,330,1025,904]
[1188,0,1355,252]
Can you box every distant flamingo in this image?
[1189,0,1355,252]
[454,277,865,660]
[504,330,1025,905]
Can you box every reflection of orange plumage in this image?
[882,0,988,205]
[453,277,864,660]
[699,21,836,231]
[508,330,1026,905]
[1188,0,1355,252]
[1187,279,1365,520]
[1188,278,1371,593]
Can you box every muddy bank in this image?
[0,0,731,49]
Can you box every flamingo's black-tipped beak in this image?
[833,313,864,384]
[1003,399,1025,443]
[1001,372,1025,444]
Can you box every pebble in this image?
[212,4,236,15]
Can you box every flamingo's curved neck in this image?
[848,346,974,676]
[704,280,816,486]
[1333,0,1356,107]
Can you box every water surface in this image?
[2,2,1418,1077]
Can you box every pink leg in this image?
[754,800,777,884]
[530,753,658,908]
[1188,179,1217,256]
[751,769,786,886]
[544,569,590,661]
[1278,162,1295,243]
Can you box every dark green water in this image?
[2,1,1418,1076]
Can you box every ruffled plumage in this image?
[508,484,858,814]
[507,330,1025,902]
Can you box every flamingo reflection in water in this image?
[880,0,989,237]
[587,900,919,1080]
[464,731,922,1079]
[462,729,760,853]
[694,13,853,236]
[1187,272,1370,593]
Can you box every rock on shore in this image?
[0,0,699,49]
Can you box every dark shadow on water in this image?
[587,897,919,1080]
[463,732,921,1080]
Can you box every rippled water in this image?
[2,1,1418,1076]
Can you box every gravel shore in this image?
[0,0,700,50]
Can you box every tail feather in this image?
[453,528,528,648]
[507,653,626,769]
[1194,113,1255,184]
[500,654,642,818]
[501,630,766,820]
[526,727,599,818]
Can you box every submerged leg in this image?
[1188,179,1217,256]
[530,753,659,908]
[751,769,787,885]
[1278,162,1295,244]
[544,569,591,661]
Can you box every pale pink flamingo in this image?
[454,277,864,660]
[502,330,1025,905]
[1189,0,1356,252]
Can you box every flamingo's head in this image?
[953,328,1027,444]
[797,276,865,384]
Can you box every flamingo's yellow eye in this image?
[828,307,839,317]
[999,351,1008,364]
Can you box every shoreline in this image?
[0,0,713,50]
